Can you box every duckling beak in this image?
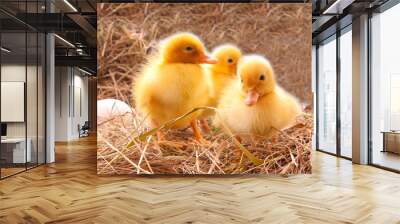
[199,54,217,64]
[244,90,260,106]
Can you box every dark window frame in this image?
[315,24,353,161]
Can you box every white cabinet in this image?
[1,138,32,163]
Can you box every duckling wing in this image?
[261,87,302,132]
[135,63,209,128]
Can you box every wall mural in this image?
[97,3,313,175]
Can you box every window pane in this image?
[371,3,400,171]
[318,36,337,154]
[340,28,352,158]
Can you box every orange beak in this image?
[244,90,260,106]
[199,54,217,64]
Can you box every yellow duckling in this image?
[207,44,242,107]
[200,44,242,132]
[134,32,217,142]
[214,55,301,138]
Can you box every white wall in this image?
[54,67,89,141]
[1,65,26,138]
[1,65,41,138]
[55,66,70,141]
[72,73,89,138]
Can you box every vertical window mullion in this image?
[36,0,39,167]
[316,44,320,151]
[336,28,341,157]
[25,0,28,171]
[0,21,2,179]
[367,11,373,165]
[44,0,48,164]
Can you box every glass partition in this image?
[1,31,28,177]
[0,1,46,179]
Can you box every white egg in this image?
[97,99,132,122]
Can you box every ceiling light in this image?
[323,0,355,15]
[78,67,93,76]
[54,34,75,48]
[63,0,78,12]
[76,48,85,55]
[1,47,11,53]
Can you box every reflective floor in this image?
[372,150,400,171]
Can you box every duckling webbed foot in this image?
[150,119,165,141]
[190,120,210,145]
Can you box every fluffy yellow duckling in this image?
[214,55,301,138]
[208,44,242,106]
[200,44,242,131]
[134,32,217,142]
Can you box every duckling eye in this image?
[259,74,265,81]
[185,46,193,52]
[227,58,233,64]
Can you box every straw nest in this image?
[97,108,312,175]
[97,3,313,175]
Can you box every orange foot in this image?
[150,119,165,141]
[191,120,210,145]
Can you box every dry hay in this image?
[97,109,313,175]
[97,3,313,175]
[97,3,312,105]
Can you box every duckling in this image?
[208,44,242,106]
[214,55,301,138]
[200,44,242,132]
[134,32,217,142]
